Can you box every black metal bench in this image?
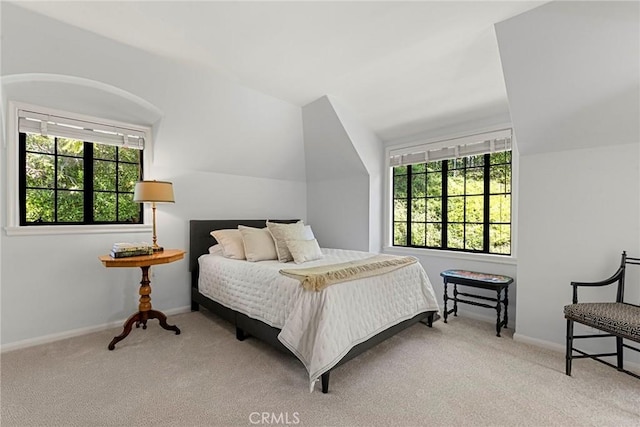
[564,251,640,379]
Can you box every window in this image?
[389,129,512,255]
[15,106,147,227]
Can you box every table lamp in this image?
[133,180,175,252]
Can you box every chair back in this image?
[623,252,640,304]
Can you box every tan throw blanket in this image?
[280,254,417,291]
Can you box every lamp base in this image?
[153,246,164,253]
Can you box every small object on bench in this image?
[440,269,514,337]
[564,251,640,379]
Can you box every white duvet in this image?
[198,248,440,391]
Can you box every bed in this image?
[189,219,440,393]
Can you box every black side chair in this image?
[564,251,640,379]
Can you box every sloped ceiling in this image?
[11,1,544,142]
[496,1,640,155]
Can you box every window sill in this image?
[383,246,517,265]
[5,224,152,237]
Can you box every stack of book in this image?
[110,242,153,258]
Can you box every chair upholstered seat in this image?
[564,302,640,343]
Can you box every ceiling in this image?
[14,1,545,142]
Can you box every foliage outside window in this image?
[392,151,511,255]
[19,132,143,225]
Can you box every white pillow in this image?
[238,226,277,262]
[208,244,223,255]
[266,220,306,263]
[287,239,324,264]
[210,229,245,260]
[302,225,315,240]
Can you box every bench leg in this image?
[443,282,448,323]
[503,286,509,328]
[495,288,502,337]
[565,319,574,376]
[453,284,458,317]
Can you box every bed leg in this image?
[321,372,330,394]
[191,301,199,312]
[236,327,247,341]
[419,313,435,328]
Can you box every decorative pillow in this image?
[238,226,277,262]
[208,244,223,255]
[210,229,245,260]
[287,239,324,264]
[266,220,306,263]
[302,225,315,240]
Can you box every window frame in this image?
[392,152,512,254]
[19,133,144,226]
[384,127,518,263]
[5,101,153,236]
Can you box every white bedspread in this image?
[198,248,440,390]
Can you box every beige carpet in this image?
[1,310,639,427]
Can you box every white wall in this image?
[1,4,306,348]
[516,144,639,350]
[329,96,384,252]
[305,177,369,251]
[302,96,370,251]
[496,0,640,363]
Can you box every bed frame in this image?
[189,219,437,393]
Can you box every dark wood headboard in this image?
[189,219,298,287]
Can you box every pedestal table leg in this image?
[108,265,180,350]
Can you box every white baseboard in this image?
[514,332,640,373]
[452,311,499,325]
[513,332,566,353]
[0,306,192,353]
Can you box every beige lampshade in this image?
[133,180,175,203]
